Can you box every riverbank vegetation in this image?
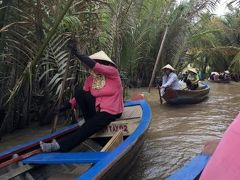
[0,0,239,136]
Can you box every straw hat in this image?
[211,72,219,75]
[188,67,197,74]
[161,64,175,71]
[90,51,116,66]
[224,70,230,74]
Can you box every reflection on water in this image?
[128,82,240,180]
[0,82,239,180]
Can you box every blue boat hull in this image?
[0,100,152,180]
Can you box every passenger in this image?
[209,72,219,81]
[185,67,199,90]
[160,64,180,95]
[40,39,124,152]
[224,70,230,80]
[219,72,224,80]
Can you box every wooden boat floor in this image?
[119,105,142,120]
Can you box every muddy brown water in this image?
[0,81,239,179]
[128,81,240,179]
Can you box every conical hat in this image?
[188,67,197,74]
[161,64,175,71]
[90,51,116,66]
[211,72,219,75]
[224,70,230,74]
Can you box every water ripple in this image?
[128,82,240,180]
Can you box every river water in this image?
[128,81,240,179]
[0,81,239,179]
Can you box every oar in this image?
[0,149,41,169]
[158,85,163,104]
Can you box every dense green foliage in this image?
[0,0,239,135]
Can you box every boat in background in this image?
[0,98,152,180]
[162,82,210,105]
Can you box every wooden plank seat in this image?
[22,152,109,165]
[22,130,123,165]
[101,130,123,152]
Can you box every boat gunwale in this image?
[163,85,210,104]
[0,100,152,179]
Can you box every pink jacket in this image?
[70,63,124,115]
[200,113,240,180]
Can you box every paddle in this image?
[158,85,163,104]
[0,149,41,169]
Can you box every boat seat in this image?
[22,152,109,165]
[167,154,210,180]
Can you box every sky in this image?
[176,0,235,16]
[214,0,231,16]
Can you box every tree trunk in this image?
[148,26,168,92]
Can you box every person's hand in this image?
[67,38,78,54]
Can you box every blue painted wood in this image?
[0,100,138,159]
[22,152,109,164]
[0,123,79,158]
[78,100,152,180]
[0,100,152,180]
[167,154,210,180]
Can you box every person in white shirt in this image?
[160,64,180,95]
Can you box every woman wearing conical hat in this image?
[185,67,199,90]
[40,39,124,152]
[160,64,180,94]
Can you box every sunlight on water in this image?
[128,82,240,180]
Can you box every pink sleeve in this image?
[93,63,119,78]
[69,97,77,109]
[200,113,240,180]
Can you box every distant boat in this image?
[162,83,210,105]
[0,99,152,179]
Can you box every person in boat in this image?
[185,67,199,90]
[223,70,230,80]
[219,72,225,80]
[40,39,124,152]
[209,72,219,81]
[160,64,180,95]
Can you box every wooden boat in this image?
[162,83,210,105]
[0,99,152,179]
